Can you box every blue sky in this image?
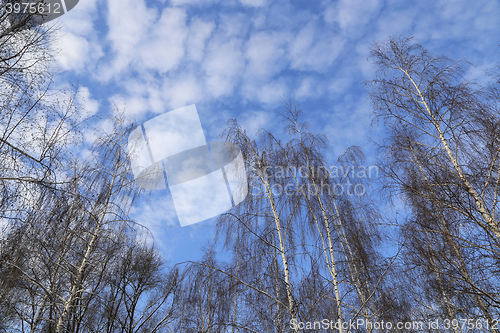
[51,0,500,263]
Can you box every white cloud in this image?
[186,18,215,62]
[253,13,266,28]
[324,96,373,156]
[53,0,103,73]
[239,0,268,7]
[203,37,245,98]
[139,8,188,74]
[77,87,99,117]
[329,75,354,95]
[416,0,500,46]
[98,118,114,135]
[102,0,157,80]
[171,0,221,6]
[162,74,204,110]
[108,72,204,120]
[240,110,272,135]
[144,82,167,114]
[295,77,322,99]
[107,0,156,55]
[217,12,251,38]
[59,0,99,34]
[109,94,149,119]
[130,193,179,231]
[289,23,345,72]
[255,80,288,105]
[54,33,94,73]
[373,6,414,41]
[244,31,290,81]
[324,0,381,35]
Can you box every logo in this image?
[4,0,79,29]
[127,105,249,227]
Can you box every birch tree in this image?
[0,117,179,332]
[369,36,500,330]
[201,102,396,332]
[0,4,82,330]
[0,0,80,219]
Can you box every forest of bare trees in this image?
[0,2,499,332]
